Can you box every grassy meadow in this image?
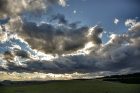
[0,79,140,93]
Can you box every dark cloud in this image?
[50,14,68,24]
[88,26,103,45]
[14,49,31,59]
[3,49,31,63]
[0,0,66,16]
[4,46,140,74]
[20,20,89,54]
[0,0,140,77]
[0,21,140,75]
[3,51,14,62]
[0,0,8,15]
[19,14,104,54]
[1,18,140,76]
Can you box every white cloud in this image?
[125,19,137,27]
[59,0,67,7]
[114,18,119,24]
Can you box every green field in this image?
[0,79,140,93]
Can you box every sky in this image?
[22,0,140,42]
[0,0,140,80]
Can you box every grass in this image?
[0,79,140,93]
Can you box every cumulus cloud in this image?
[0,0,140,78]
[1,18,140,76]
[114,18,119,24]
[125,19,137,28]
[3,51,15,62]
[19,18,105,54]
[20,20,86,53]
[50,13,68,25]
[87,26,103,45]
[0,0,67,16]
[19,19,140,74]
[0,0,67,35]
